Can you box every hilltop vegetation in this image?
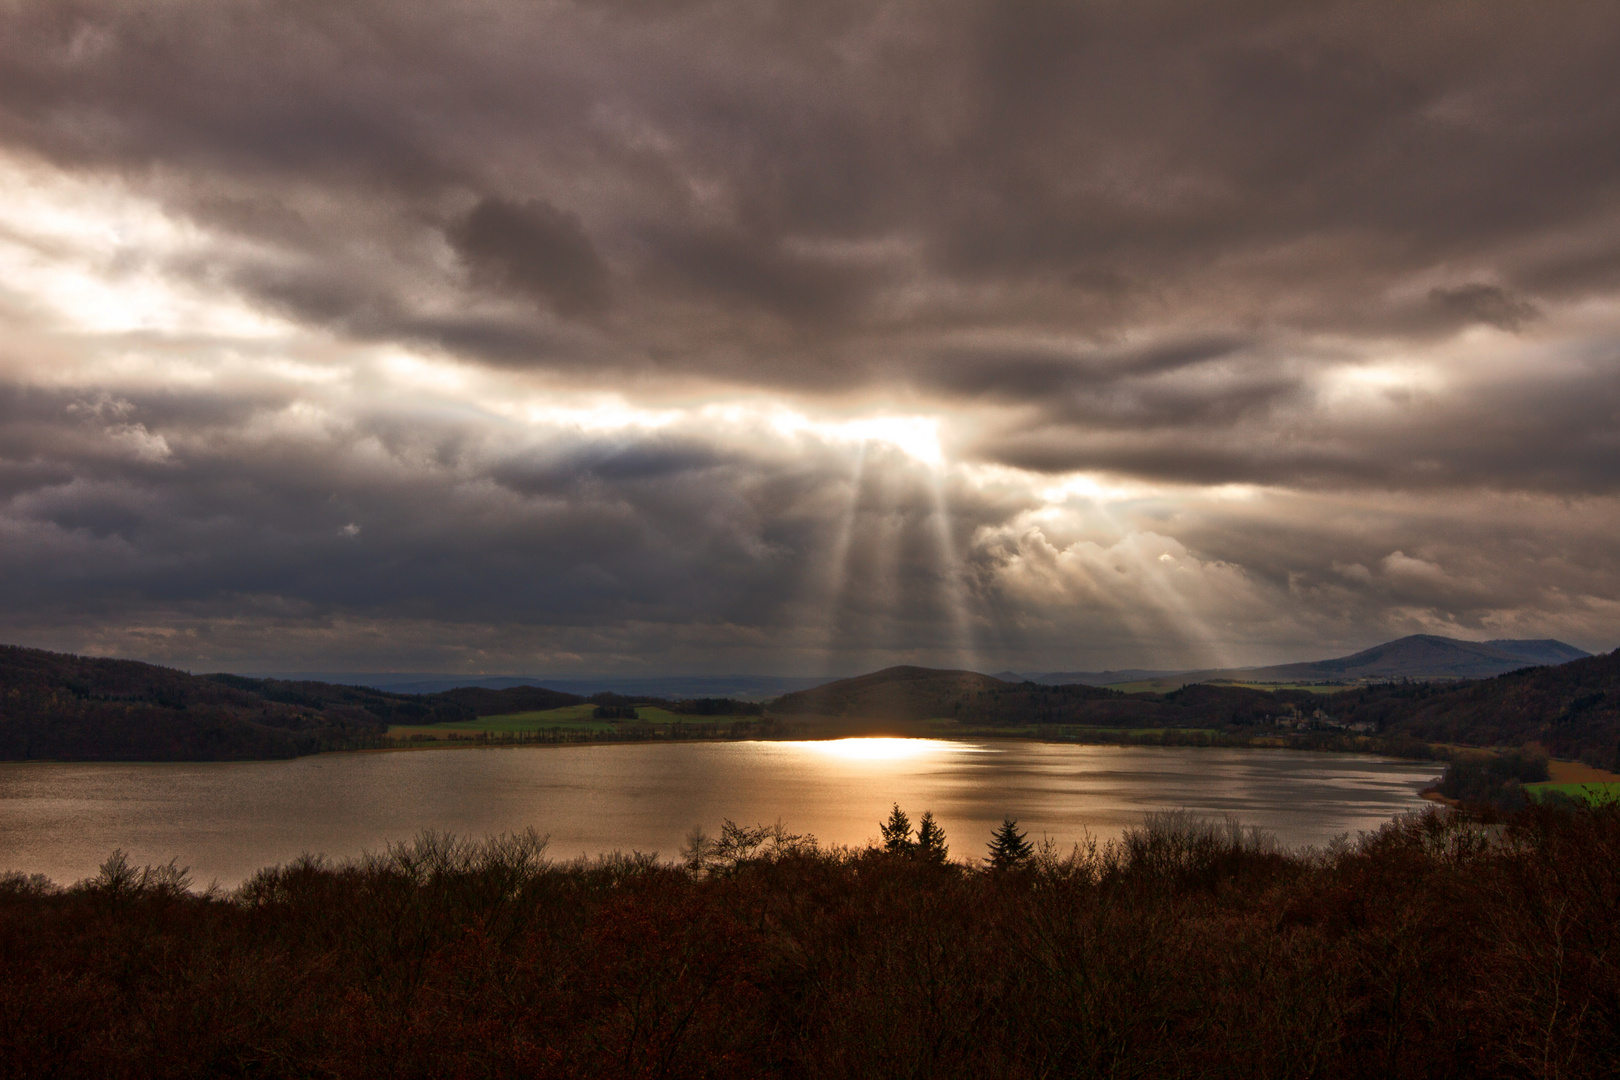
[775,666,1324,730]
[1326,651,1620,764]
[773,665,1117,722]
[0,646,395,760]
[0,644,767,761]
[3,804,1618,1077]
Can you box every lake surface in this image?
[0,739,1442,888]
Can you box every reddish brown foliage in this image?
[2,807,1618,1078]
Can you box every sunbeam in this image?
[817,442,869,675]
[928,471,978,672]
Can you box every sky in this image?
[1,0,1619,677]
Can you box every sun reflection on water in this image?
[792,737,982,762]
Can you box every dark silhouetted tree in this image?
[880,804,913,854]
[986,816,1032,870]
[916,810,948,863]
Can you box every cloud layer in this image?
[0,0,1618,672]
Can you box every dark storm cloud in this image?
[4,0,1620,669]
[1428,284,1541,332]
[0,380,1025,670]
[450,197,613,318]
[3,1,1614,370]
[1,374,1614,672]
[974,350,1620,493]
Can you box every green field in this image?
[387,704,760,740]
[389,704,625,738]
[1525,781,1620,806]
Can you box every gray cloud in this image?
[2,0,1620,669]
[1428,283,1541,332]
[451,197,612,317]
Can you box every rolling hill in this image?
[0,644,772,760]
[1240,635,1591,682]
[1328,648,1620,763]
[769,665,1303,728]
[0,645,406,761]
[770,645,1620,767]
[7,634,1615,763]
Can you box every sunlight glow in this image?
[0,158,289,341]
[1319,361,1444,407]
[517,399,683,432]
[769,410,945,467]
[795,737,978,762]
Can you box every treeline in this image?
[4,804,1618,1077]
[1434,749,1551,810]
[400,718,780,746]
[588,693,764,717]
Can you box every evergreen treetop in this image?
[986,816,1033,870]
[916,810,948,863]
[880,803,914,854]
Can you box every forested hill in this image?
[1327,648,1620,763]
[0,645,763,761]
[772,652,1620,768]
[767,663,1108,722]
[0,645,406,761]
[9,642,1619,764]
[770,666,1311,728]
[0,646,587,761]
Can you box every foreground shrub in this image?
[1,806,1618,1078]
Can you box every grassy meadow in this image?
[387,703,764,742]
[1526,781,1620,806]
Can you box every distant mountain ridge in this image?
[1207,635,1591,684]
[1008,635,1591,688]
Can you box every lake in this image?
[0,739,1442,887]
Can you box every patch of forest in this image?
[0,646,394,761]
[0,644,765,760]
[3,803,1617,1078]
[1327,650,1620,764]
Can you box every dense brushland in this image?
[3,803,1617,1078]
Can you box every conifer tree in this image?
[916,810,948,863]
[880,803,914,854]
[986,815,1033,870]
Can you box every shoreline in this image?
[1,726,1453,769]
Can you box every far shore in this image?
[361,713,1452,765]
